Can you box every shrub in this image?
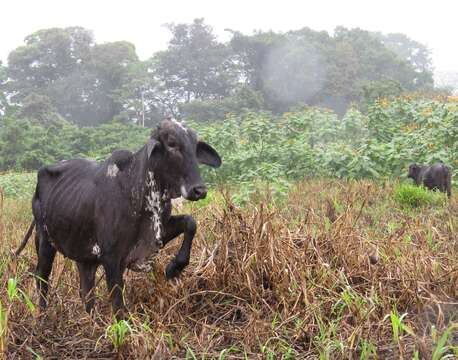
[0,172,36,199]
[393,183,446,208]
[1,97,457,191]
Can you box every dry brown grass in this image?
[0,179,457,359]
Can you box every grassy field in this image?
[0,177,457,359]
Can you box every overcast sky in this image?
[1,0,457,74]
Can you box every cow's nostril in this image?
[192,186,207,199]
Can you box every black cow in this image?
[15,119,221,316]
[407,162,452,198]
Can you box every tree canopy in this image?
[0,20,439,126]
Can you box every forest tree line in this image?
[0,19,443,127]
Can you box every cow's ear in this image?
[197,141,221,168]
[147,138,161,158]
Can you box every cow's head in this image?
[146,118,221,201]
[407,163,421,181]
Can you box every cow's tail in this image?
[15,219,36,257]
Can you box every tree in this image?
[112,61,163,126]
[6,27,142,125]
[2,24,438,124]
[6,27,94,124]
[152,18,239,115]
[229,26,435,115]
[18,93,65,125]
[180,85,265,121]
[327,27,433,111]
[230,29,327,113]
[7,27,93,103]
[373,32,434,90]
[374,32,433,74]
[229,30,285,92]
[0,61,7,117]
[261,28,330,112]
[84,41,139,125]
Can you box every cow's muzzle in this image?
[183,184,207,201]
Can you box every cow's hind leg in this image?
[441,172,452,198]
[77,262,97,313]
[162,215,196,280]
[35,229,56,310]
[446,174,452,198]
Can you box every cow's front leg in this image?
[103,258,126,318]
[162,215,196,280]
[77,262,97,314]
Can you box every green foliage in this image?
[0,278,36,353]
[431,323,458,360]
[152,18,238,115]
[0,172,36,198]
[394,183,447,208]
[26,347,43,360]
[230,26,434,115]
[0,301,7,354]
[196,98,456,183]
[1,22,436,125]
[180,86,265,122]
[386,308,415,344]
[7,278,35,312]
[0,61,8,116]
[359,339,377,359]
[1,97,457,205]
[0,120,149,171]
[6,27,139,125]
[374,32,433,75]
[104,319,132,352]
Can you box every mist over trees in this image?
[0,19,440,128]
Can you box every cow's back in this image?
[38,159,98,202]
[422,163,449,191]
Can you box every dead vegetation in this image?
[0,179,457,359]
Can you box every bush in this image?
[0,172,36,199]
[393,183,446,208]
[1,97,457,193]
[0,120,150,171]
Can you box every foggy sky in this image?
[1,0,457,74]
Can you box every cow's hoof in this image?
[112,306,128,321]
[165,261,181,280]
[84,301,95,315]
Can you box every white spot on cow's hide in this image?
[145,171,166,247]
[171,118,188,133]
[92,244,101,257]
[128,172,172,272]
[107,164,119,178]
